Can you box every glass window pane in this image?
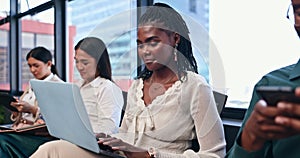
[36,34,54,50]
[0,0,9,19]
[210,1,300,109]
[22,32,34,48]
[0,27,10,90]
[0,0,9,91]
[68,0,137,91]
[20,0,51,13]
[21,10,54,90]
[22,8,54,24]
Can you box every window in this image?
[20,0,51,13]
[210,0,300,109]
[0,0,9,20]
[3,0,299,122]
[189,0,196,13]
[0,0,10,90]
[0,29,9,90]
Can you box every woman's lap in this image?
[0,132,53,158]
[30,140,112,158]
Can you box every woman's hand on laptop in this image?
[97,135,151,158]
[95,132,111,139]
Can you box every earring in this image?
[174,44,178,62]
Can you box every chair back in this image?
[191,90,228,151]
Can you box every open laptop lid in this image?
[31,80,125,158]
[30,80,101,153]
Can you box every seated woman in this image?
[29,36,123,158]
[72,37,123,134]
[0,46,63,158]
[31,3,226,158]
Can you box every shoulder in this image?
[257,63,297,86]
[127,78,142,100]
[183,71,209,87]
[128,78,142,91]
[50,74,64,82]
[180,71,213,101]
[94,77,121,91]
[247,63,299,116]
[89,77,123,99]
[264,64,295,78]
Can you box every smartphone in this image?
[0,92,18,111]
[256,86,300,106]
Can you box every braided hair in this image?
[137,2,198,80]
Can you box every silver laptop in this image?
[30,80,124,158]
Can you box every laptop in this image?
[30,80,124,158]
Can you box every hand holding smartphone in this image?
[256,86,300,106]
[0,92,18,112]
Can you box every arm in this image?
[94,82,123,134]
[10,89,40,122]
[154,84,226,158]
[9,89,38,116]
[102,77,226,158]
[226,86,300,158]
[10,101,38,116]
[133,81,226,158]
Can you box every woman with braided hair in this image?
[31,3,226,158]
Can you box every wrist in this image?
[124,151,153,158]
[241,130,266,151]
[31,106,38,117]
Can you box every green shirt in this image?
[226,59,300,158]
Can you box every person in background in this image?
[0,46,63,158]
[30,37,124,157]
[30,3,226,158]
[226,0,300,157]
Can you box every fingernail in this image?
[259,100,267,106]
[277,102,289,108]
[275,116,287,124]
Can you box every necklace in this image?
[148,74,177,100]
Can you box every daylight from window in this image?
[210,0,300,108]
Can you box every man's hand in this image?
[241,99,298,151]
[274,87,300,131]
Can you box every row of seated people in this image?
[2,1,300,158]
[0,3,227,157]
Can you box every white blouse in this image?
[117,71,226,158]
[19,73,63,122]
[76,77,123,134]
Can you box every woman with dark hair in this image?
[72,37,122,134]
[31,37,124,158]
[26,46,60,78]
[31,3,225,158]
[74,37,112,81]
[0,46,63,158]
